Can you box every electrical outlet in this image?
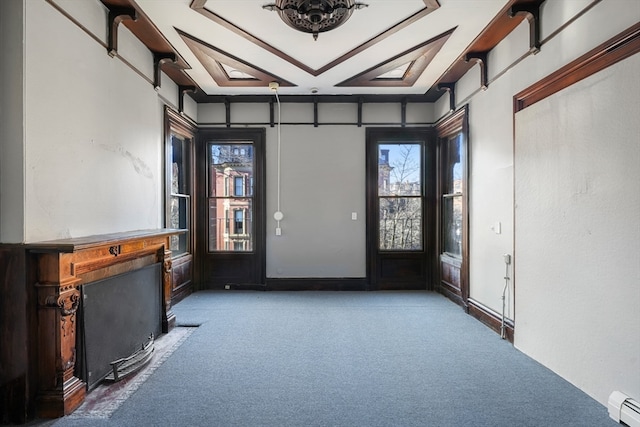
[225,285,231,290]
[504,254,512,265]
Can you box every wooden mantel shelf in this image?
[27,228,181,418]
[26,228,182,252]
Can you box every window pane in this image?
[444,134,463,195]
[209,143,254,197]
[170,231,188,255]
[170,195,188,229]
[379,197,422,250]
[443,196,462,256]
[208,142,254,252]
[208,198,253,252]
[169,195,189,255]
[234,177,243,196]
[378,144,422,196]
[171,135,189,195]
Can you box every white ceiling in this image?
[134,0,511,97]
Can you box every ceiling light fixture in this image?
[262,0,368,41]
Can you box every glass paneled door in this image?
[366,128,436,290]
[198,129,265,289]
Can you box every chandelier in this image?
[262,0,369,41]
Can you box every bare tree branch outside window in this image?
[378,144,423,250]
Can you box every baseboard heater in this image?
[609,391,640,427]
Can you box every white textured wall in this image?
[20,0,176,241]
[0,0,25,243]
[514,55,640,405]
[455,0,640,407]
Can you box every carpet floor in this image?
[44,290,616,427]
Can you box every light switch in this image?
[351,212,357,220]
[491,222,501,234]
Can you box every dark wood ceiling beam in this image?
[100,0,197,89]
[107,7,137,57]
[464,52,489,90]
[433,0,543,92]
[153,53,177,90]
[194,94,435,104]
[313,97,319,128]
[178,85,197,113]
[509,1,545,54]
[436,82,456,113]
[401,98,408,127]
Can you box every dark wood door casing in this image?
[366,127,437,290]
[197,128,266,289]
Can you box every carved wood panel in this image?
[26,229,179,418]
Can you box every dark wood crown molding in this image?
[337,28,455,88]
[514,21,640,112]
[428,0,545,99]
[100,0,197,89]
[177,29,295,88]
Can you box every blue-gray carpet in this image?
[51,291,616,427]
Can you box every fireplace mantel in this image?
[26,229,180,418]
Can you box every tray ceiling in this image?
[102,0,534,100]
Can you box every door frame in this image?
[365,127,437,290]
[196,128,266,289]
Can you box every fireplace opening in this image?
[76,263,163,391]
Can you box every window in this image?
[234,176,244,196]
[442,134,463,257]
[165,108,195,257]
[435,105,469,304]
[377,143,423,251]
[207,142,254,252]
[234,209,244,234]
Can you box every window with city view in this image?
[442,134,463,257]
[378,143,423,251]
[208,142,254,252]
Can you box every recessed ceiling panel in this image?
[337,28,454,87]
[178,29,296,88]
[129,0,514,96]
[202,0,430,69]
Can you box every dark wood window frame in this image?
[164,107,197,303]
[436,105,469,308]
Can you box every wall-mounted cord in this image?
[270,82,283,233]
[501,253,512,339]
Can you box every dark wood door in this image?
[366,128,436,290]
[197,129,265,289]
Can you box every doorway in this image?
[197,129,266,288]
[366,128,436,290]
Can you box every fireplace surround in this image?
[23,229,179,418]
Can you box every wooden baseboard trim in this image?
[438,286,467,311]
[467,298,514,343]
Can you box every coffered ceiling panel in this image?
[100,0,537,100]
